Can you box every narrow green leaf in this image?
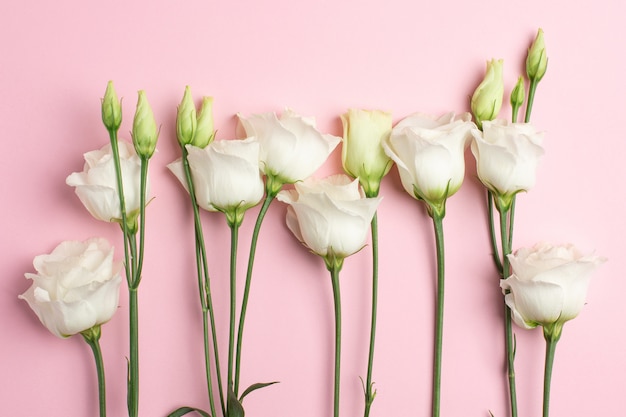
[228,387,245,417]
[239,381,280,403]
[167,406,212,417]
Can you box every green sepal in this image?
[167,406,212,417]
[239,381,280,403]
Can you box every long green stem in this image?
[82,326,106,417]
[363,213,378,417]
[542,332,559,417]
[181,147,224,416]
[499,209,518,417]
[128,288,139,417]
[329,264,342,417]
[234,192,276,395]
[524,79,539,123]
[227,222,240,403]
[431,213,445,417]
[487,192,503,272]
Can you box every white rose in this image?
[383,112,476,214]
[237,109,340,191]
[19,238,122,338]
[168,138,264,226]
[277,175,380,264]
[66,141,145,223]
[501,243,605,335]
[470,120,544,209]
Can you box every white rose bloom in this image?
[501,243,605,332]
[66,141,145,223]
[238,109,340,189]
[470,120,544,207]
[277,175,380,261]
[19,238,122,338]
[383,112,476,212]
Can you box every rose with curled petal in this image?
[19,237,122,338]
[501,242,605,338]
[383,112,476,216]
[470,119,544,211]
[168,138,264,226]
[66,141,145,224]
[277,175,380,267]
[237,109,341,193]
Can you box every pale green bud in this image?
[101,81,122,132]
[176,86,197,147]
[192,96,215,148]
[471,59,504,129]
[510,76,526,122]
[526,28,548,83]
[341,108,393,197]
[132,90,158,159]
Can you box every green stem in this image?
[234,192,276,395]
[487,192,503,272]
[499,209,518,417]
[128,288,139,417]
[82,326,106,417]
[227,222,240,403]
[133,157,149,286]
[524,79,538,123]
[431,213,445,417]
[329,264,343,417]
[363,213,378,417]
[181,147,224,416]
[542,331,559,417]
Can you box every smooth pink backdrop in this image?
[1,0,624,416]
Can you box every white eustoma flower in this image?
[168,138,264,226]
[277,175,380,264]
[238,109,340,192]
[383,112,476,215]
[341,108,393,197]
[470,120,544,210]
[501,243,605,336]
[19,238,122,338]
[66,141,145,223]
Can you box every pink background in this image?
[1,0,624,416]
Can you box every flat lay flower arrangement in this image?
[19,29,605,417]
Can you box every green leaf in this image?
[228,386,245,417]
[239,381,280,403]
[167,406,212,417]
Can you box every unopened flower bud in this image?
[471,59,504,129]
[526,28,548,83]
[132,91,158,159]
[510,76,526,122]
[176,86,197,147]
[102,81,122,132]
[192,96,215,148]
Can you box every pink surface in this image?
[1,1,624,416]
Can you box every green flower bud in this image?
[341,108,392,197]
[132,90,158,159]
[101,81,122,132]
[510,76,526,122]
[176,86,197,147]
[526,28,548,83]
[471,59,504,129]
[192,96,215,148]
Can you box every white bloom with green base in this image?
[238,109,340,192]
[383,112,476,215]
[66,142,145,224]
[19,237,122,338]
[470,120,544,211]
[502,242,605,334]
[277,175,381,261]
